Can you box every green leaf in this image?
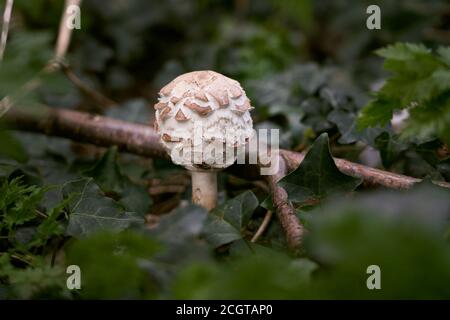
[402,93,450,145]
[203,191,259,248]
[62,178,144,237]
[174,252,317,299]
[0,177,46,230]
[84,146,124,195]
[152,204,207,244]
[84,146,152,215]
[304,183,450,299]
[374,132,410,168]
[357,98,397,129]
[0,254,70,299]
[0,130,28,163]
[375,43,431,61]
[65,230,160,299]
[279,133,362,202]
[358,43,450,144]
[28,196,73,248]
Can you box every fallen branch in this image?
[60,63,117,109]
[3,106,450,252]
[5,107,449,189]
[265,156,305,252]
[280,150,450,189]
[251,210,273,243]
[4,107,167,159]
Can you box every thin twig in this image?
[251,210,273,243]
[3,107,450,252]
[266,156,305,252]
[0,0,13,61]
[3,107,450,191]
[55,0,82,60]
[35,209,48,218]
[0,0,78,118]
[60,62,117,109]
[0,252,32,265]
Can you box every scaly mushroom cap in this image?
[154,70,254,170]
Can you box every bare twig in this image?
[280,149,450,189]
[60,62,117,109]
[3,106,167,159]
[0,0,79,118]
[4,107,450,192]
[265,156,305,252]
[0,0,13,61]
[3,107,450,252]
[251,210,273,243]
[53,0,116,109]
[55,0,82,60]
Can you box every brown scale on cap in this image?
[154,70,254,176]
[170,96,181,104]
[159,106,171,121]
[233,99,253,115]
[156,71,244,112]
[175,109,189,121]
[162,133,181,142]
[159,81,177,97]
[195,91,208,102]
[210,91,229,107]
[154,102,168,110]
[229,86,243,99]
[184,100,213,116]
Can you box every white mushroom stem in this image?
[191,170,217,211]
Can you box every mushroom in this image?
[154,70,254,210]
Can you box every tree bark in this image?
[4,107,449,189]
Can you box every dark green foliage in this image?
[279,133,362,202]
[1,0,450,300]
[203,191,259,248]
[358,43,450,144]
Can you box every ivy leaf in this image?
[84,146,152,215]
[106,98,151,124]
[152,204,207,244]
[0,130,28,163]
[65,230,160,299]
[279,133,362,202]
[203,191,259,248]
[304,183,450,299]
[84,146,124,195]
[374,132,410,168]
[62,178,144,237]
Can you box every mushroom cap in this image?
[154,70,254,170]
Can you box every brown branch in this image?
[251,210,273,243]
[0,0,79,117]
[265,156,305,252]
[0,0,14,61]
[55,0,81,60]
[3,106,450,252]
[4,107,167,159]
[281,150,450,189]
[4,107,450,190]
[61,63,117,109]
